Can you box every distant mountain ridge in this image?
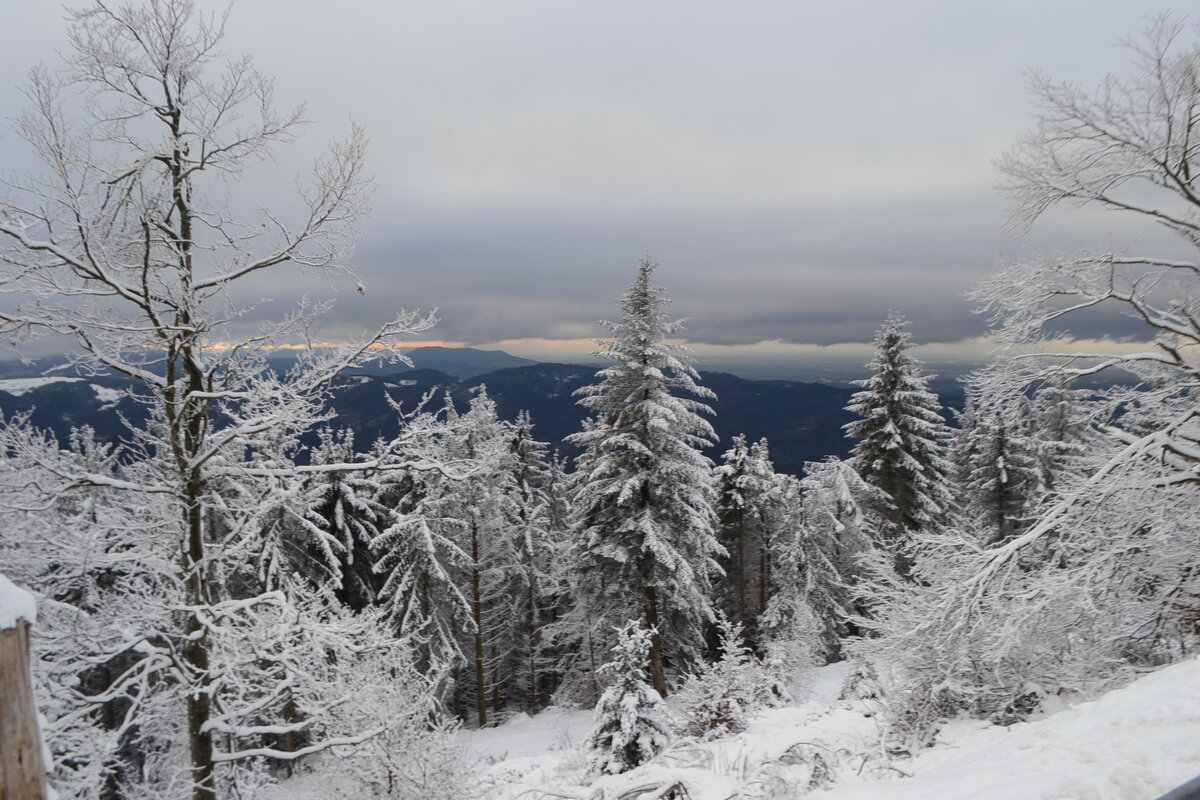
[0,352,963,474]
[0,346,539,382]
[0,363,865,474]
[400,346,539,378]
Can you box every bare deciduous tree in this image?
[969,12,1199,581]
[0,2,434,798]
[854,17,1200,741]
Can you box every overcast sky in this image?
[0,1,1192,362]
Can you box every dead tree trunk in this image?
[1,618,47,800]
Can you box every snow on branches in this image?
[568,257,723,697]
[588,621,672,775]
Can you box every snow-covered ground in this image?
[466,657,1200,800]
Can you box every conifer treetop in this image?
[844,313,953,556]
[576,256,716,448]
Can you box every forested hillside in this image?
[0,362,884,475]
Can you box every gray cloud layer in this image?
[1,0,1192,349]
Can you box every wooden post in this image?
[0,575,47,800]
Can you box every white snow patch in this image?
[814,656,1200,800]
[91,384,123,405]
[0,573,37,629]
[0,377,82,396]
[467,658,1200,800]
[465,707,595,799]
[466,707,594,762]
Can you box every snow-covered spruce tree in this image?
[299,427,390,608]
[951,391,1042,546]
[0,3,437,798]
[674,615,769,740]
[541,421,608,708]
[375,387,524,726]
[844,314,953,577]
[235,428,331,594]
[588,621,671,776]
[760,459,880,663]
[712,435,782,640]
[450,387,523,726]
[543,449,575,543]
[567,257,723,697]
[855,367,1184,742]
[1027,380,1101,497]
[371,398,474,707]
[529,448,584,703]
[372,481,472,690]
[507,410,558,713]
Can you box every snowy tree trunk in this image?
[735,519,747,629]
[758,547,770,616]
[472,522,488,727]
[644,586,668,697]
[169,350,218,800]
[0,6,437,797]
[0,601,46,799]
[491,644,503,719]
[452,664,465,722]
[527,580,541,714]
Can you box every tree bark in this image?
[183,494,214,800]
[0,620,47,800]
[527,579,540,714]
[490,644,503,719]
[643,586,667,698]
[735,516,746,629]
[178,366,215,800]
[758,544,770,617]
[452,665,464,722]
[471,522,487,727]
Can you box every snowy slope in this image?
[815,656,1200,800]
[469,657,1200,800]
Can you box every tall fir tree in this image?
[844,314,953,576]
[507,410,557,713]
[760,459,881,662]
[301,427,388,609]
[567,257,723,697]
[712,435,783,640]
[953,394,1042,546]
[371,397,474,693]
[535,449,586,701]
[1027,380,1101,497]
[374,389,530,725]
[445,387,523,726]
